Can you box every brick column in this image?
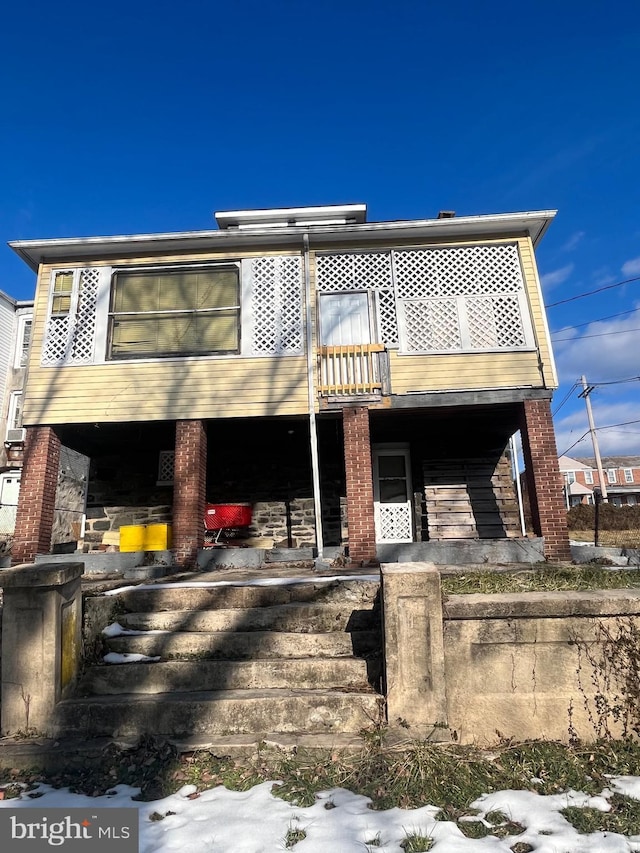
[520,399,571,561]
[343,406,377,565]
[173,420,207,569]
[12,426,61,565]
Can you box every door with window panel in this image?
[373,446,413,543]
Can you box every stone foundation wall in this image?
[242,499,316,548]
[84,505,172,550]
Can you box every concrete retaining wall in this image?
[382,563,640,745]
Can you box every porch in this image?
[11,391,569,567]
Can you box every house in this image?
[0,289,89,564]
[0,289,33,560]
[8,204,571,567]
[561,454,640,506]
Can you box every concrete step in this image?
[119,603,378,634]
[114,578,380,613]
[81,657,373,694]
[54,689,384,739]
[105,629,381,660]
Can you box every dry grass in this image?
[571,530,640,548]
[441,565,640,595]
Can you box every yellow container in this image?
[119,523,173,552]
[145,523,172,551]
[119,524,146,552]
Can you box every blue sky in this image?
[1,1,639,456]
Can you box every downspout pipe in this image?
[303,233,324,563]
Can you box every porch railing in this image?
[318,344,387,396]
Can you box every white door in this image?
[0,472,20,535]
[373,447,413,543]
[320,292,371,345]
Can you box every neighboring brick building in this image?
[560,454,640,506]
[9,204,570,565]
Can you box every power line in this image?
[552,381,579,417]
[550,307,640,334]
[552,326,640,342]
[559,418,640,457]
[591,375,640,387]
[546,274,640,308]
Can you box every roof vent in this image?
[437,210,456,219]
[214,204,367,230]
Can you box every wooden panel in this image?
[423,455,520,540]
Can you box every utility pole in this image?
[579,375,608,502]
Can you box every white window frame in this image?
[565,470,576,485]
[6,390,23,436]
[584,469,594,485]
[624,468,634,483]
[14,314,33,368]
[107,262,241,361]
[42,267,111,367]
[607,468,617,484]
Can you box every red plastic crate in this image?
[204,503,252,531]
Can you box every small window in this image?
[109,265,240,359]
[611,496,622,507]
[624,468,634,483]
[15,315,33,368]
[627,496,637,506]
[584,469,594,485]
[51,271,74,316]
[6,391,23,437]
[607,469,617,484]
[565,471,576,484]
[157,450,175,486]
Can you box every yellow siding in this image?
[24,356,309,424]
[389,350,543,394]
[517,237,557,389]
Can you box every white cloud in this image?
[622,256,640,277]
[554,398,640,458]
[552,307,640,456]
[540,263,574,291]
[553,306,640,387]
[561,231,585,252]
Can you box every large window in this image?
[108,266,240,359]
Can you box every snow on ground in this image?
[102,575,381,596]
[2,777,640,852]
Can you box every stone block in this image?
[381,563,448,737]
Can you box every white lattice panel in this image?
[251,257,303,354]
[316,252,392,291]
[377,289,399,345]
[394,244,525,298]
[42,316,71,365]
[70,268,99,362]
[466,296,526,349]
[403,299,461,351]
[374,503,413,543]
